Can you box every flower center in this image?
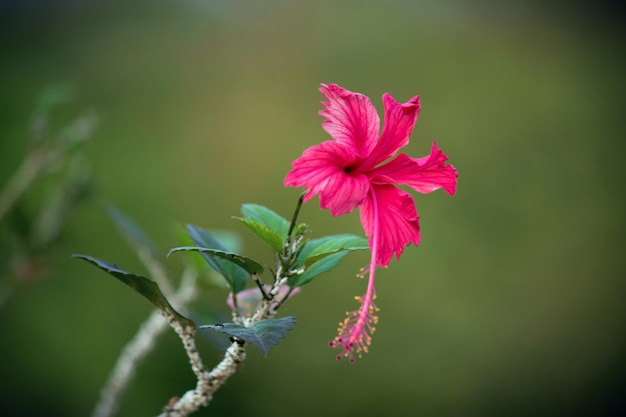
[343,164,358,174]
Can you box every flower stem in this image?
[286,192,305,239]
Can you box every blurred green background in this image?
[1,0,624,416]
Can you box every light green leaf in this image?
[72,254,194,329]
[240,204,290,240]
[199,316,296,356]
[285,235,367,287]
[289,252,350,287]
[294,234,368,267]
[233,217,284,253]
[303,234,369,267]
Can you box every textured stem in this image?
[161,263,290,415]
[158,341,246,417]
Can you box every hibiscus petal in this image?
[285,141,370,216]
[359,184,421,267]
[319,84,380,158]
[371,142,458,195]
[364,92,420,168]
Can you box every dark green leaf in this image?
[210,230,243,253]
[105,204,160,258]
[240,204,290,240]
[175,225,243,288]
[185,224,248,293]
[233,217,284,253]
[303,234,369,267]
[174,223,208,273]
[176,225,242,253]
[72,254,194,328]
[289,252,349,287]
[199,316,296,356]
[168,246,264,275]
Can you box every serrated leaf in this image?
[199,316,296,356]
[240,204,290,240]
[289,251,350,287]
[105,204,160,258]
[168,246,264,275]
[185,224,248,293]
[72,254,194,328]
[233,217,284,253]
[304,234,369,267]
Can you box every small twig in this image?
[229,292,242,324]
[274,286,295,311]
[251,273,271,300]
[285,192,305,242]
[247,277,288,325]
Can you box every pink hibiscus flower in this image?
[285,83,458,361]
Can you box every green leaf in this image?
[289,252,350,287]
[105,204,160,258]
[199,316,296,357]
[174,225,244,289]
[233,217,284,253]
[240,204,290,240]
[173,223,208,273]
[72,254,194,328]
[185,224,248,293]
[303,234,369,267]
[210,230,243,254]
[168,246,264,275]
[296,236,334,261]
[287,235,368,287]
[176,225,242,253]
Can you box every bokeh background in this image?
[1,1,624,416]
